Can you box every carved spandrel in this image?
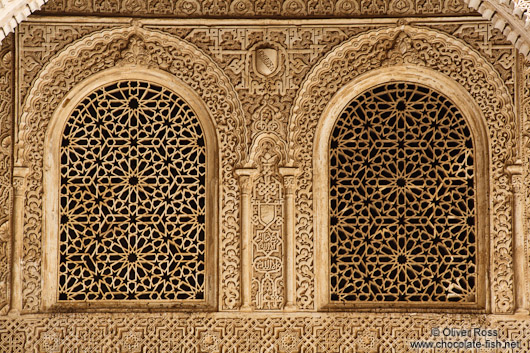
[435,22,516,97]
[17,23,114,111]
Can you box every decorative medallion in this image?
[254,47,279,77]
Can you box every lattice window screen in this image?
[329,82,477,304]
[58,80,206,301]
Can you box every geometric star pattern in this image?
[329,82,476,303]
[59,80,206,301]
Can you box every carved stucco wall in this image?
[3,0,530,57]
[1,3,530,351]
[289,24,516,312]
[0,33,13,317]
[17,25,247,312]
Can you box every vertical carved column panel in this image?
[523,58,530,314]
[0,34,13,315]
[235,168,257,311]
[10,168,27,313]
[251,143,284,310]
[279,167,298,311]
[506,164,529,314]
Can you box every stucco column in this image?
[235,168,257,311]
[506,162,528,314]
[279,167,298,311]
[9,166,28,313]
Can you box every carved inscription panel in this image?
[251,139,285,310]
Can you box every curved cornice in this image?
[1,0,530,56]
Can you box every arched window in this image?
[324,81,486,309]
[44,74,217,310]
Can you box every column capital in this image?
[505,162,524,195]
[278,166,299,177]
[512,174,524,194]
[235,168,258,177]
[13,166,29,196]
[505,162,524,194]
[279,167,299,195]
[505,162,523,176]
[235,168,258,195]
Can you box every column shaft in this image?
[507,163,528,314]
[235,168,256,311]
[10,167,28,313]
[280,167,298,311]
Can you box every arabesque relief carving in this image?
[1,313,530,352]
[289,25,516,313]
[2,1,530,348]
[428,23,516,98]
[0,34,13,315]
[12,19,527,314]
[17,26,246,311]
[39,0,475,16]
[250,137,286,310]
[17,23,117,111]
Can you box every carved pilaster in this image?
[235,168,257,311]
[279,167,299,311]
[506,162,528,315]
[10,166,28,313]
[251,147,285,310]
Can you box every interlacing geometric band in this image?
[59,80,206,301]
[329,82,477,303]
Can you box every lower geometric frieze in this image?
[0,313,529,352]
